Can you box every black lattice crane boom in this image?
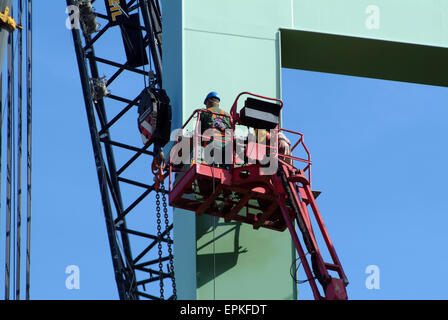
[66,0,175,300]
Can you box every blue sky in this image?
[1,2,448,300]
[282,68,448,299]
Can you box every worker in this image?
[278,131,293,165]
[194,92,234,208]
[198,91,232,167]
[256,129,293,166]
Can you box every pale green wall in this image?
[164,0,199,299]
[163,0,448,300]
[293,0,448,47]
[164,0,296,300]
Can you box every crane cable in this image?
[5,12,14,299]
[212,166,216,300]
[25,0,32,300]
[15,0,24,300]
[3,0,29,300]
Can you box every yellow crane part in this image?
[0,7,23,32]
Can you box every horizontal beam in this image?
[115,226,172,243]
[280,28,448,87]
[100,138,154,156]
[137,275,169,286]
[91,56,151,77]
[134,256,171,269]
[137,291,161,300]
[117,177,168,194]
[106,94,134,105]
[133,224,173,265]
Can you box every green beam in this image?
[281,28,448,87]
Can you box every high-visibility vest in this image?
[207,107,227,134]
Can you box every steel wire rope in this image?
[25,0,32,300]
[14,0,24,299]
[5,22,14,299]
[16,0,23,300]
[0,17,20,122]
[12,19,16,300]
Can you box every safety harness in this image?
[208,107,227,134]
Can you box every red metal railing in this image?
[169,109,313,189]
[168,108,234,190]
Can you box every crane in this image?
[66,0,175,300]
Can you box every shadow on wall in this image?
[196,215,248,288]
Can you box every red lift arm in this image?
[168,92,349,300]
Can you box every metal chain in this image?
[161,184,177,299]
[156,191,164,300]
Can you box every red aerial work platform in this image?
[168,92,349,300]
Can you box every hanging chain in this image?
[156,191,164,300]
[161,184,177,299]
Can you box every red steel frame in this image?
[168,92,348,299]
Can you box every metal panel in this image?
[280,29,448,87]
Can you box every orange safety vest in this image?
[207,107,227,134]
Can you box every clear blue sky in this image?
[1,2,447,300]
[282,68,448,300]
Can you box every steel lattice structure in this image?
[66,0,175,300]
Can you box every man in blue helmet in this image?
[198,91,232,166]
[196,92,234,211]
[200,92,231,134]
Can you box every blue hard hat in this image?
[204,91,220,105]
